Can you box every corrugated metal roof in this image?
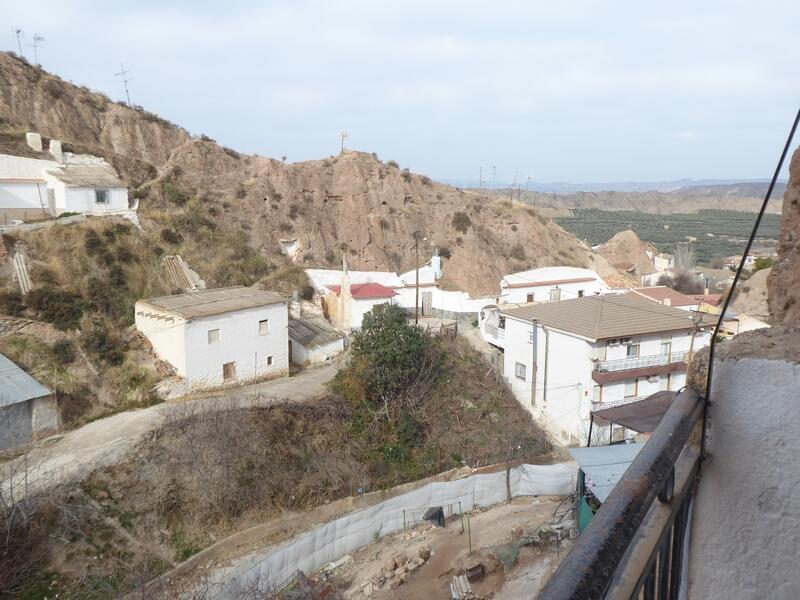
[0,353,51,408]
[500,294,704,340]
[288,317,344,347]
[567,442,645,503]
[138,286,285,319]
[46,163,124,187]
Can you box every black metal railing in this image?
[539,388,703,600]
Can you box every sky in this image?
[2,0,799,183]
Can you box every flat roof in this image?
[288,317,344,347]
[138,286,285,319]
[500,293,706,340]
[0,353,51,408]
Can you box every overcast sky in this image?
[3,1,799,183]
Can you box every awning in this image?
[591,391,677,433]
[567,443,645,503]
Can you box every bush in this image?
[452,212,471,233]
[420,175,432,185]
[752,256,774,272]
[81,318,125,366]
[160,228,183,245]
[437,247,451,259]
[26,287,84,330]
[51,339,76,365]
[387,160,399,169]
[401,168,412,182]
[510,244,526,261]
[0,290,25,316]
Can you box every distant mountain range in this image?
[439,177,787,197]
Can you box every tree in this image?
[351,303,429,401]
[709,256,725,269]
[658,271,703,295]
[752,256,774,273]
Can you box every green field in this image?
[555,209,780,263]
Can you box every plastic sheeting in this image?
[213,462,575,598]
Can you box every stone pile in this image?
[361,544,432,597]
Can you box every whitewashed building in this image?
[499,267,610,304]
[626,287,700,312]
[494,294,712,446]
[288,317,345,365]
[135,286,289,390]
[0,146,136,223]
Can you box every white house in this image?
[324,280,398,331]
[499,266,610,304]
[0,353,59,450]
[0,146,136,223]
[288,317,345,365]
[135,286,289,390]
[494,294,712,446]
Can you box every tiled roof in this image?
[137,286,285,319]
[628,287,698,307]
[500,294,707,340]
[327,282,397,299]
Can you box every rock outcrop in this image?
[769,146,800,324]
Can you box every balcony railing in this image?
[595,351,688,373]
[484,324,505,342]
[539,388,703,599]
[591,395,649,411]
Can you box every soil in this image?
[335,497,571,599]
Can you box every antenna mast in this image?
[115,63,133,106]
[30,34,44,65]
[14,28,23,56]
[340,131,348,155]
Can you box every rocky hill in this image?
[595,229,656,276]
[0,51,622,295]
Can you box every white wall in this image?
[688,347,800,598]
[0,154,57,178]
[52,184,129,215]
[0,181,48,212]
[350,297,393,329]
[134,306,188,376]
[500,279,607,304]
[291,337,344,366]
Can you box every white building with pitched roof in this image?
[135,286,288,390]
[0,353,58,450]
[499,266,610,304]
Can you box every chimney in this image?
[431,248,442,279]
[49,139,63,163]
[25,132,42,152]
[663,298,672,307]
[289,289,301,318]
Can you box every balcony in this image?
[483,323,505,347]
[591,394,649,411]
[539,388,702,599]
[595,351,688,373]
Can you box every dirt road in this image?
[1,364,336,497]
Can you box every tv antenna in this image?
[340,131,348,155]
[115,63,133,106]
[13,28,23,56]
[30,34,44,65]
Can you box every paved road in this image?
[1,364,337,498]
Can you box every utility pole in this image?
[30,34,44,66]
[14,28,23,56]
[479,166,483,189]
[115,63,133,106]
[511,171,518,201]
[492,165,496,192]
[414,233,420,325]
[340,131,348,156]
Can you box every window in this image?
[661,339,672,355]
[266,356,273,366]
[526,293,535,303]
[596,344,608,361]
[223,361,236,381]
[660,374,671,391]
[94,189,109,204]
[549,288,562,301]
[593,384,603,402]
[208,329,220,345]
[626,344,640,358]
[578,290,584,298]
[515,362,527,380]
[259,319,270,335]
[624,379,638,397]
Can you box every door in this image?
[288,340,293,364]
[223,361,236,382]
[421,291,432,316]
[526,293,534,303]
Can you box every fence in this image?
[212,463,575,598]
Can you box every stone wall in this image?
[768,145,800,324]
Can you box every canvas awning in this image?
[591,391,677,434]
[567,443,645,503]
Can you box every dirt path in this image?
[0,364,336,497]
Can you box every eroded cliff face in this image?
[0,53,188,168]
[0,51,625,295]
[769,146,800,324]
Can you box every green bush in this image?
[51,339,76,365]
[452,212,471,233]
[81,318,125,366]
[26,287,84,330]
[0,290,25,316]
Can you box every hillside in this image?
[0,52,621,296]
[494,189,782,217]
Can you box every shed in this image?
[288,317,345,365]
[0,353,58,450]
